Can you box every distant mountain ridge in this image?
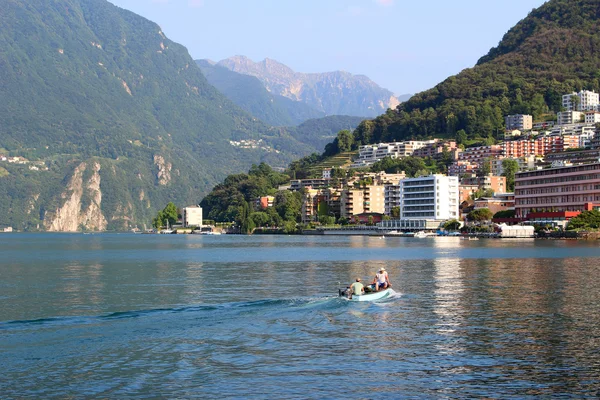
[215,56,400,118]
[195,59,326,126]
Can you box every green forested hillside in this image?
[0,0,313,231]
[287,115,364,152]
[346,0,600,148]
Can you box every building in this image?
[514,163,600,219]
[182,206,203,227]
[400,175,459,220]
[461,174,507,194]
[378,175,459,231]
[384,184,401,216]
[340,188,365,218]
[448,160,479,177]
[301,188,341,223]
[412,140,461,160]
[458,145,503,166]
[562,90,600,111]
[505,114,533,131]
[585,111,600,124]
[352,140,437,168]
[557,111,584,125]
[544,149,600,166]
[491,156,535,176]
[459,184,479,203]
[503,135,579,158]
[256,196,275,210]
[474,193,515,215]
[290,178,331,191]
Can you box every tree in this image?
[467,208,493,222]
[336,130,354,152]
[163,202,178,227]
[567,210,600,231]
[501,159,519,191]
[391,206,400,219]
[477,157,492,177]
[443,219,461,230]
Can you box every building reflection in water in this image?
[433,256,465,356]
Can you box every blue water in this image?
[1,234,600,398]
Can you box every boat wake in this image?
[0,296,348,331]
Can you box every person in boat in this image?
[348,277,365,299]
[371,267,391,291]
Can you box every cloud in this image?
[374,0,394,6]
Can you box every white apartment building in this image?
[557,111,584,125]
[183,206,203,227]
[400,175,459,220]
[352,140,437,168]
[585,111,600,124]
[562,90,600,111]
[379,175,459,231]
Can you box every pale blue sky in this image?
[109,0,547,95]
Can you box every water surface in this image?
[1,234,599,398]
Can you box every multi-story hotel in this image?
[379,175,459,231]
[514,163,600,219]
[505,114,533,131]
[400,175,459,220]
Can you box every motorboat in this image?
[339,287,393,302]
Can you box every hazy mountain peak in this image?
[216,55,400,117]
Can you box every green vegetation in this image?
[443,219,461,230]
[567,210,600,231]
[493,210,516,219]
[200,163,302,234]
[467,208,493,222]
[152,202,178,229]
[501,159,519,191]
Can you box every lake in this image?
[1,234,600,398]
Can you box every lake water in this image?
[1,234,600,398]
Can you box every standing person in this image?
[348,278,364,299]
[372,267,391,291]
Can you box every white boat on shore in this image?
[414,231,436,238]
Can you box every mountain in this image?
[196,59,325,126]
[0,0,315,231]
[287,115,365,152]
[216,56,400,118]
[343,0,600,148]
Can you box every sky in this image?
[108,0,547,96]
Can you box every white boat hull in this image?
[346,288,393,302]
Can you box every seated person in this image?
[371,267,391,291]
[348,278,364,299]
